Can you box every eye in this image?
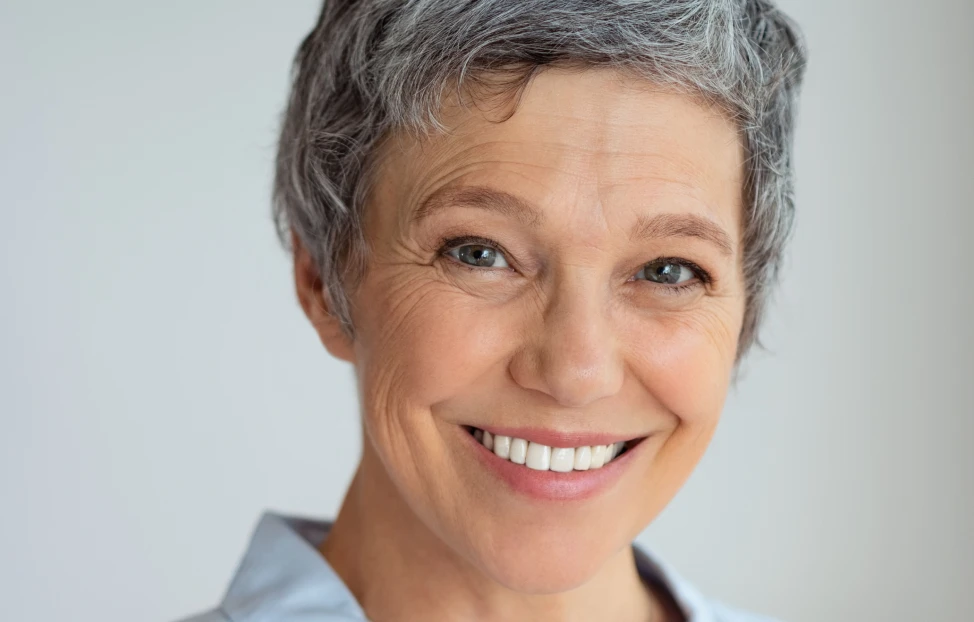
[635,259,698,285]
[446,243,510,269]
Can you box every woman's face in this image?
[312,68,746,593]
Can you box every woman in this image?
[181,0,805,620]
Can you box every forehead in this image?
[374,68,745,241]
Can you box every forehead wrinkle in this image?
[388,80,743,247]
[402,141,598,232]
[390,142,519,233]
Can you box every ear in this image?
[292,232,356,363]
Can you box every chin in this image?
[453,507,637,594]
[494,538,626,594]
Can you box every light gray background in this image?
[2,1,972,621]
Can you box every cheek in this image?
[352,270,515,415]
[615,306,743,522]
[627,305,742,428]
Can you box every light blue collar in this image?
[217,511,752,622]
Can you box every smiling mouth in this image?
[464,426,644,472]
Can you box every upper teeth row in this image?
[474,429,626,472]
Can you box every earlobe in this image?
[292,233,356,363]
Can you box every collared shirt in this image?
[177,512,780,622]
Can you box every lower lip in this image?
[461,428,644,502]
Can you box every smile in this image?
[462,425,647,501]
[467,427,630,472]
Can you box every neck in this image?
[320,442,679,622]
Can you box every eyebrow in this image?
[630,212,734,256]
[412,186,545,227]
[413,185,733,255]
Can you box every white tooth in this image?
[590,444,606,468]
[525,442,551,470]
[493,435,511,459]
[604,443,617,462]
[549,447,575,473]
[615,441,626,457]
[509,438,528,464]
[573,446,592,470]
[483,431,494,451]
[474,428,483,442]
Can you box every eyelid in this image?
[441,235,501,251]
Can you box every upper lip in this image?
[469,425,644,448]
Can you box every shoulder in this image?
[633,544,783,622]
[170,513,367,622]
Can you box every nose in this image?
[508,276,624,408]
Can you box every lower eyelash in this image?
[651,281,704,296]
[444,255,504,273]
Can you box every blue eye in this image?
[635,260,697,285]
[447,244,510,269]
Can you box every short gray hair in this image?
[273,0,806,362]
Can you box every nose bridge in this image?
[522,267,624,408]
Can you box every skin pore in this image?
[295,68,747,621]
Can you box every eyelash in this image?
[436,235,714,293]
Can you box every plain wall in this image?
[1,1,971,620]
